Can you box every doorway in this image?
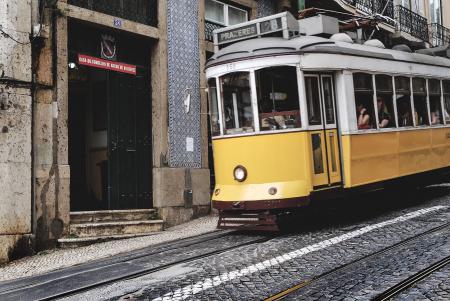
[304,74,342,188]
[68,21,152,211]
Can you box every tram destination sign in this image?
[217,24,257,44]
[78,54,136,75]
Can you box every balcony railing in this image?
[68,0,157,27]
[342,0,395,24]
[205,20,225,42]
[395,5,429,42]
[429,23,450,47]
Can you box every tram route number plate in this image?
[218,24,257,44]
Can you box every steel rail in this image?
[373,255,450,301]
[264,222,450,301]
[0,230,275,301]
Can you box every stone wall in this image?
[0,0,33,263]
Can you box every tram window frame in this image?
[207,77,222,136]
[443,80,450,124]
[428,79,444,126]
[219,71,255,135]
[412,78,430,126]
[394,76,414,128]
[255,66,301,132]
[353,73,377,130]
[375,74,396,129]
[305,75,323,126]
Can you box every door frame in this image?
[304,72,343,189]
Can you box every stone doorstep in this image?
[69,220,164,238]
[70,209,158,224]
[57,232,162,249]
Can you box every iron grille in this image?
[205,20,225,42]
[395,5,429,42]
[430,23,450,47]
[68,0,157,27]
[342,0,395,25]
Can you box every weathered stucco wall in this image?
[0,0,33,263]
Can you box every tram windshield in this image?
[255,66,301,131]
[208,66,301,136]
[220,72,254,135]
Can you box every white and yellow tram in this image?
[206,13,450,230]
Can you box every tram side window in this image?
[395,77,413,127]
[428,79,444,125]
[443,80,450,123]
[353,73,376,130]
[375,75,395,128]
[219,72,254,135]
[412,78,430,126]
[207,78,221,136]
[255,66,301,131]
[305,76,322,126]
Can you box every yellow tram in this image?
[206,13,450,230]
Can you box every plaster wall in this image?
[0,0,33,263]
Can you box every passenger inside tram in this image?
[376,97,392,128]
[255,66,301,131]
[356,101,371,129]
[397,97,413,127]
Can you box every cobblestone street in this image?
[6,184,441,301]
[0,185,449,301]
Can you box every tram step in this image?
[70,209,159,224]
[68,220,164,238]
[57,232,162,248]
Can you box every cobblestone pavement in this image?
[394,264,450,301]
[59,185,450,301]
[284,226,450,300]
[0,215,219,282]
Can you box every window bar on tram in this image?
[215,77,224,136]
[249,70,261,133]
[391,76,399,128]
[440,80,447,125]
[409,77,417,127]
[297,68,308,131]
[372,74,380,129]
[425,79,432,126]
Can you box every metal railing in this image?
[68,0,157,27]
[395,5,429,42]
[429,23,450,47]
[342,0,394,23]
[205,20,225,42]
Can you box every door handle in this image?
[126,149,136,152]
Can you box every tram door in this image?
[305,74,341,188]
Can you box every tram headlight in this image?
[233,165,247,182]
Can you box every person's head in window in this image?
[356,100,371,129]
[377,97,391,128]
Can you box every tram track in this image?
[0,230,275,301]
[264,222,450,301]
[373,255,450,301]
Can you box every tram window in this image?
[207,78,221,136]
[428,79,444,125]
[255,66,300,131]
[443,80,450,123]
[219,72,254,135]
[353,73,376,130]
[395,77,413,127]
[322,76,335,124]
[305,76,322,126]
[412,78,430,126]
[375,75,395,128]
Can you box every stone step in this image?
[70,209,158,224]
[69,220,164,238]
[58,232,161,248]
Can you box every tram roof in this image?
[206,36,450,69]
